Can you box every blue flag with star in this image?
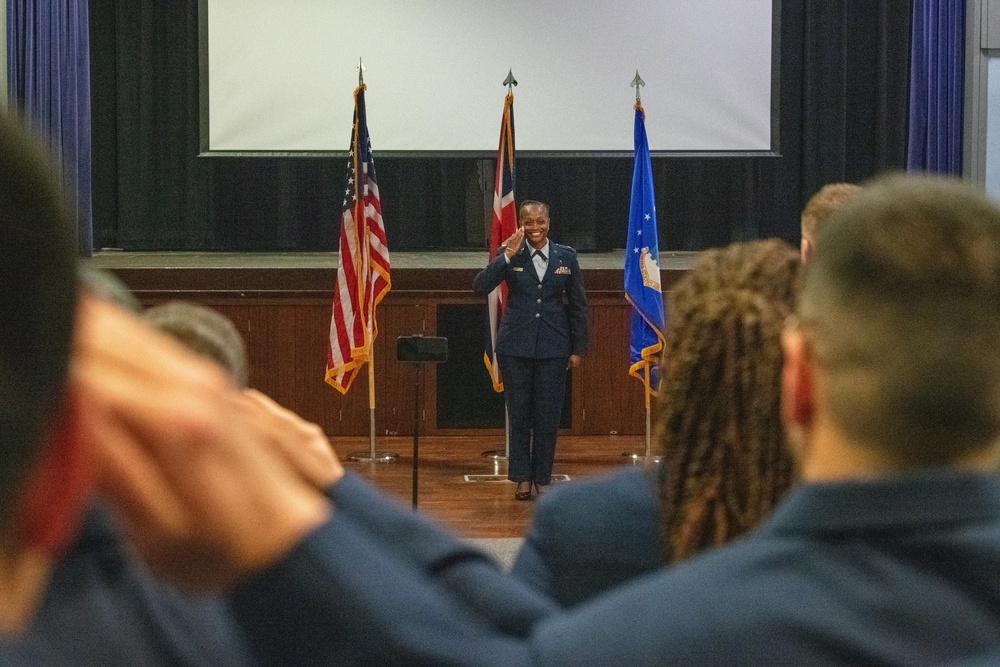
[624,103,666,395]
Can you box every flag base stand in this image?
[623,452,662,465]
[465,474,570,484]
[466,454,505,479]
[481,409,510,460]
[347,451,398,463]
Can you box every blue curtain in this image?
[7,0,92,256]
[907,0,965,174]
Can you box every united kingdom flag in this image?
[484,92,516,392]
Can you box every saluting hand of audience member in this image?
[241,388,344,491]
[71,296,330,593]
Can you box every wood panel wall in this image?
[111,266,686,437]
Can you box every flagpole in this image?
[625,71,663,466]
[367,323,377,456]
[506,406,510,457]
[627,364,655,465]
[481,70,517,462]
[503,71,515,463]
[346,59,396,464]
[364,280,391,461]
[347,180,399,463]
[644,369,652,459]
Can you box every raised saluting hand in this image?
[73,296,330,592]
[503,227,525,257]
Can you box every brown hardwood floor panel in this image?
[329,435,646,538]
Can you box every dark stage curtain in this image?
[89,0,210,251]
[907,0,965,174]
[797,0,912,198]
[7,0,93,256]
[90,0,912,253]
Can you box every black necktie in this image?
[533,250,547,262]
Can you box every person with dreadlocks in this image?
[510,239,800,607]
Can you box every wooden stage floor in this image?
[328,435,650,538]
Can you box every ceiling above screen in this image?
[204,0,776,155]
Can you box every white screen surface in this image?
[205,1,774,154]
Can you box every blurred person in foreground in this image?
[0,112,258,665]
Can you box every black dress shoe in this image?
[515,482,532,501]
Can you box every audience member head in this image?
[78,264,142,314]
[0,112,80,523]
[657,239,800,563]
[144,301,249,388]
[0,112,86,631]
[800,183,862,262]
[790,174,1000,474]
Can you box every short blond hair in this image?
[801,183,863,242]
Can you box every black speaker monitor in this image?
[396,335,448,363]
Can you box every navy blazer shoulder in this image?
[511,465,664,608]
[230,471,1000,666]
[23,505,252,667]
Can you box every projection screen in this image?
[202,0,777,155]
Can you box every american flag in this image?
[484,92,516,392]
[325,85,391,394]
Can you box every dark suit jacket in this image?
[510,465,664,608]
[229,470,1000,666]
[0,643,30,666]
[23,505,251,667]
[231,473,552,667]
[472,242,588,358]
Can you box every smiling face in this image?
[519,203,550,250]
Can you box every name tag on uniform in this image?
[555,266,572,275]
[512,267,524,272]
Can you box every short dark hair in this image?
[518,200,549,218]
[0,112,79,522]
[144,301,249,388]
[802,174,1000,465]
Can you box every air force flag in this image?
[624,103,666,394]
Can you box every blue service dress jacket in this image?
[325,472,558,635]
[227,470,1000,666]
[21,504,252,666]
[510,464,664,608]
[230,472,553,667]
[0,643,30,666]
[472,242,588,359]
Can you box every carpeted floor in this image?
[465,537,524,570]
